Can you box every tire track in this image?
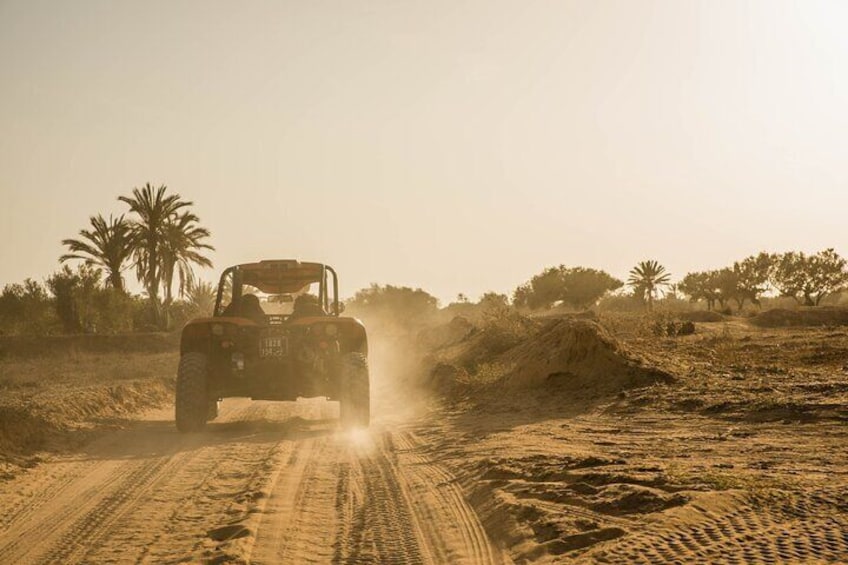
[138,400,304,564]
[253,430,430,565]
[590,492,848,565]
[351,437,428,565]
[211,439,301,565]
[391,430,501,565]
[252,436,339,564]
[252,426,505,565]
[332,458,359,563]
[0,398,269,564]
[131,442,250,564]
[0,415,179,536]
[0,458,134,562]
[38,455,177,564]
[0,458,104,531]
[1,401,505,565]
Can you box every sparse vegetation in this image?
[346,283,439,331]
[6,224,848,339]
[0,183,214,335]
[628,260,672,311]
[679,249,848,312]
[119,183,214,329]
[47,264,120,333]
[678,271,724,311]
[60,214,133,293]
[478,301,536,357]
[513,266,623,310]
[771,249,848,306]
[0,279,54,336]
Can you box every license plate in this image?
[260,337,286,358]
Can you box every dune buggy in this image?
[175,260,370,432]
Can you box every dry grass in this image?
[0,351,178,391]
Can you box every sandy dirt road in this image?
[0,398,507,564]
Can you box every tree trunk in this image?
[163,286,173,331]
[146,279,162,329]
[109,271,124,293]
[161,261,177,331]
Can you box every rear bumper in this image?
[208,356,341,401]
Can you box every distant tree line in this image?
[678,249,848,311]
[509,250,848,313]
[509,260,673,312]
[345,284,439,329]
[512,266,623,310]
[0,183,214,335]
[4,194,847,335]
[342,248,848,325]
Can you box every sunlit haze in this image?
[2,1,846,302]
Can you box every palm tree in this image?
[160,211,214,311]
[119,183,195,326]
[628,260,671,310]
[185,279,217,316]
[60,214,133,292]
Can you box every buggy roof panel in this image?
[236,260,325,294]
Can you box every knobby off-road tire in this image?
[207,398,220,421]
[339,352,370,428]
[176,352,210,433]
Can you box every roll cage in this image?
[213,260,341,318]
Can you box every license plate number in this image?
[260,337,285,358]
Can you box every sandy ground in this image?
[419,393,848,564]
[0,397,506,564]
[1,320,847,563]
[415,320,848,564]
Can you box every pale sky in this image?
[1,1,846,303]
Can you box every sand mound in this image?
[426,315,539,372]
[0,377,173,466]
[418,316,476,350]
[499,319,673,391]
[750,307,848,328]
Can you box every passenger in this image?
[290,293,326,319]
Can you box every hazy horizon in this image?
[2,1,846,303]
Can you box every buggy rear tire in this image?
[176,352,209,433]
[207,398,220,421]
[339,352,370,428]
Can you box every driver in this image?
[240,293,266,324]
[223,293,266,324]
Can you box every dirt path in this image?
[0,398,506,564]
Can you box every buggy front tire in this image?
[176,352,209,433]
[340,353,370,428]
